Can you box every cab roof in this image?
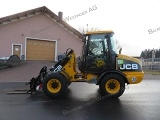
[85,30,114,34]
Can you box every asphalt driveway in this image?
[0,61,54,82]
[0,80,160,120]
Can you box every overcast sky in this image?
[1,0,160,56]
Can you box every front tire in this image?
[99,74,125,98]
[42,73,68,98]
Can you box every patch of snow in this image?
[0,57,9,60]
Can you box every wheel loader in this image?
[27,30,144,98]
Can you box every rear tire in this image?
[99,74,125,98]
[42,73,68,98]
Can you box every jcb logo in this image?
[120,64,138,70]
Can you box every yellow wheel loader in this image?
[27,30,144,98]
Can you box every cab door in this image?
[86,38,109,72]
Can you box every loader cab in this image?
[78,31,118,73]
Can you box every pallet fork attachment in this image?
[26,66,47,93]
[7,66,47,94]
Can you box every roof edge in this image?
[0,6,83,39]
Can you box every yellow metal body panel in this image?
[117,54,144,84]
[86,74,98,81]
[118,54,141,64]
[61,52,78,81]
[86,30,114,34]
[123,71,144,84]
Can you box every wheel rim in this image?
[105,79,120,94]
[47,79,61,93]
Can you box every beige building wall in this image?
[0,14,83,60]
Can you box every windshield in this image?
[88,33,118,55]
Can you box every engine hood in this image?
[116,54,142,71]
[118,54,141,63]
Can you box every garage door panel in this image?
[26,39,55,60]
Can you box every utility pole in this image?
[86,24,88,32]
[151,48,155,70]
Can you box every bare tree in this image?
[78,24,100,34]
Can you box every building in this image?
[0,6,83,61]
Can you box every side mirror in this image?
[119,48,122,54]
